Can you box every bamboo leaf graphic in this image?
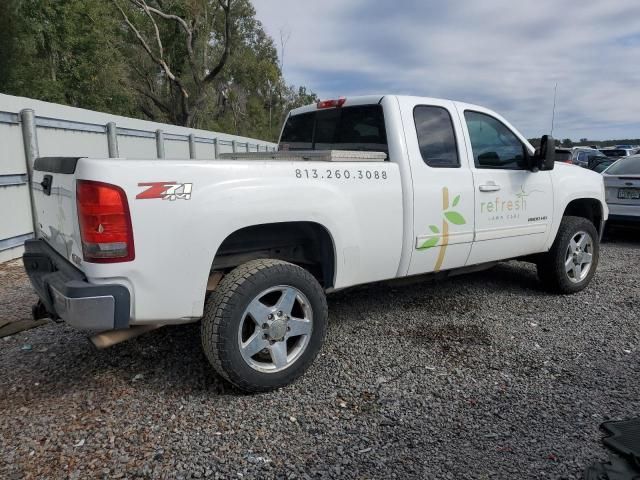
[418,237,439,250]
[452,195,460,207]
[444,211,466,225]
[429,225,440,234]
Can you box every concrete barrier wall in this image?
[0,93,277,263]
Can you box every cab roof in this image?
[289,94,490,117]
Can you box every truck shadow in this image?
[0,258,586,405]
[603,224,640,246]
[328,259,545,320]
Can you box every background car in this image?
[572,147,609,168]
[555,148,573,164]
[599,147,639,159]
[590,158,616,173]
[603,154,640,224]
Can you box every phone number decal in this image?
[295,168,388,180]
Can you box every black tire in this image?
[536,216,600,294]
[201,259,328,392]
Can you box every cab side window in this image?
[413,106,460,167]
[464,111,527,170]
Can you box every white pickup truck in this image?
[23,95,607,391]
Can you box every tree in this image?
[561,138,573,147]
[0,0,136,115]
[112,0,234,127]
[0,0,317,141]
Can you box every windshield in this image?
[604,156,640,175]
[280,105,388,153]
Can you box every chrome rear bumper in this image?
[23,239,130,331]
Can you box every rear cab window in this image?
[280,105,388,155]
[413,106,460,168]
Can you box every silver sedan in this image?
[603,154,640,224]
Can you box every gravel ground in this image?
[1,229,639,479]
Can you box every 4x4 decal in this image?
[136,182,193,201]
[416,187,466,272]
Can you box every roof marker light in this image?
[317,97,346,109]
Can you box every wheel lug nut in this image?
[268,314,273,320]
[287,326,291,331]
[278,311,283,316]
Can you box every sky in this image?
[252,0,640,141]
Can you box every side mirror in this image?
[531,135,555,171]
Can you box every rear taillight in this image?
[76,180,135,263]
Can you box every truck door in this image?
[398,98,475,276]
[457,107,554,265]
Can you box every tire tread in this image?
[201,259,327,392]
[537,216,599,294]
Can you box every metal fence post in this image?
[20,109,39,237]
[155,129,165,159]
[213,138,219,159]
[245,142,251,152]
[106,122,119,158]
[232,140,237,153]
[188,134,197,159]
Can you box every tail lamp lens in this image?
[76,180,135,263]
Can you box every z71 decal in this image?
[136,182,193,201]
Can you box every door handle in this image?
[479,184,501,192]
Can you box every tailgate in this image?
[31,157,82,263]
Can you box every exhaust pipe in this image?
[31,300,50,320]
[90,324,162,349]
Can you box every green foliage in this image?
[418,237,439,250]
[444,210,466,225]
[0,0,316,141]
[429,225,439,233]
[529,137,640,148]
[0,0,137,115]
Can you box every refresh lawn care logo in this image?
[136,182,193,201]
[416,185,542,272]
[481,185,540,221]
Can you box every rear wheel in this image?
[536,216,599,294]
[201,259,328,392]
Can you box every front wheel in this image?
[536,216,600,294]
[201,259,328,392]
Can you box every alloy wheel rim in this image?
[238,285,313,373]
[564,231,594,283]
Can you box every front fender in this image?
[546,166,607,250]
